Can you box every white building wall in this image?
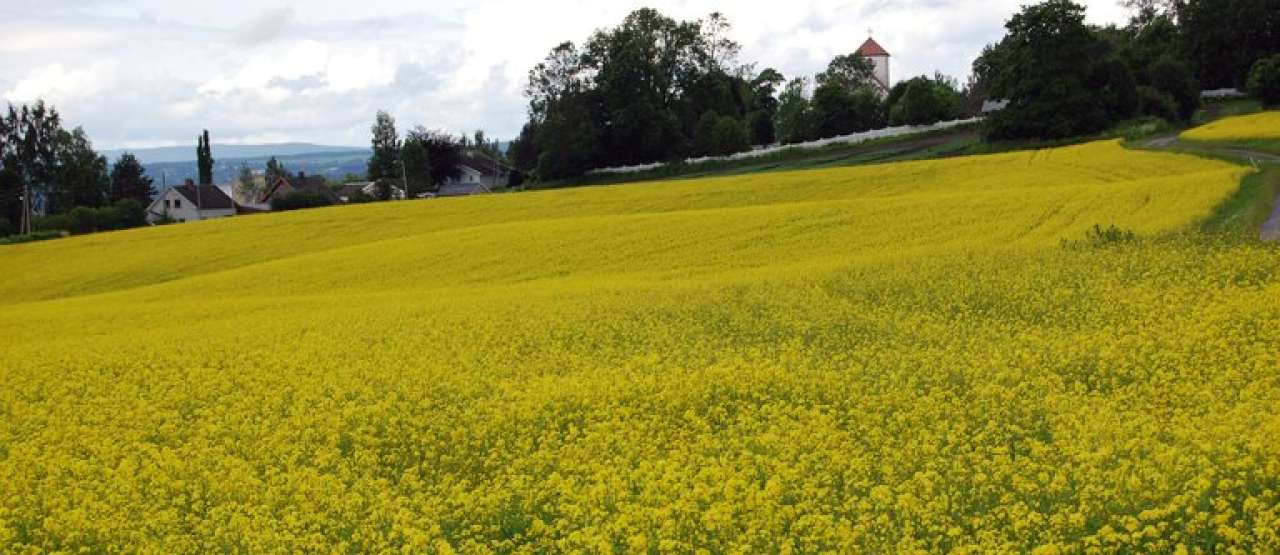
[870,54,890,93]
[146,188,235,223]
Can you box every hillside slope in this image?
[2,141,1279,552]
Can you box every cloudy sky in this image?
[1,0,1131,150]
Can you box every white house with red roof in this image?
[856,36,891,97]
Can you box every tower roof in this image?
[856,37,890,57]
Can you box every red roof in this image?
[856,37,890,57]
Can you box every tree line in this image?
[364,111,507,201]
[0,102,156,237]
[507,1,1277,181]
[505,9,997,181]
[973,0,1277,140]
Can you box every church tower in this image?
[856,35,891,97]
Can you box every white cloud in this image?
[5,60,120,102]
[234,6,297,44]
[0,1,1134,150]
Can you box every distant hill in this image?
[103,143,369,165]
[113,147,373,186]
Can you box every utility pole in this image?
[19,182,30,235]
[401,151,409,201]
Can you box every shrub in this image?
[1136,86,1179,122]
[111,199,147,229]
[345,190,376,204]
[1247,54,1280,106]
[0,216,12,237]
[34,214,73,234]
[1086,224,1136,246]
[67,206,99,234]
[508,171,526,189]
[271,191,336,212]
[0,230,65,245]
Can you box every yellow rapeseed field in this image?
[1180,111,1280,141]
[2,140,1278,553]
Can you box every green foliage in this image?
[66,206,98,234]
[265,157,288,186]
[1148,55,1199,121]
[345,190,376,204]
[1136,86,1180,122]
[110,153,156,205]
[1062,224,1138,249]
[417,130,463,187]
[693,113,750,157]
[887,75,963,126]
[196,130,213,186]
[1248,55,1280,106]
[775,78,815,145]
[367,111,401,182]
[2,101,60,234]
[32,213,71,233]
[1109,116,1174,140]
[270,191,336,212]
[518,10,784,179]
[1180,0,1280,89]
[50,127,110,214]
[30,198,148,236]
[811,84,884,139]
[984,0,1112,140]
[1115,10,1181,83]
[815,54,877,91]
[748,68,785,145]
[1094,57,1139,121]
[0,229,63,244]
[0,168,19,234]
[108,199,147,230]
[402,131,432,197]
[372,179,396,202]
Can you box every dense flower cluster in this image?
[1180,111,1280,141]
[1,141,1276,552]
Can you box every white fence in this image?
[587,117,984,176]
[1201,88,1246,100]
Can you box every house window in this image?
[174,199,182,208]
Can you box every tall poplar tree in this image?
[196,129,214,185]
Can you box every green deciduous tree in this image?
[367,111,401,182]
[3,101,60,233]
[887,74,964,126]
[402,128,432,198]
[775,78,815,145]
[1247,54,1280,106]
[816,54,877,91]
[1180,0,1280,89]
[811,84,883,138]
[984,0,1111,140]
[515,9,781,179]
[51,127,109,213]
